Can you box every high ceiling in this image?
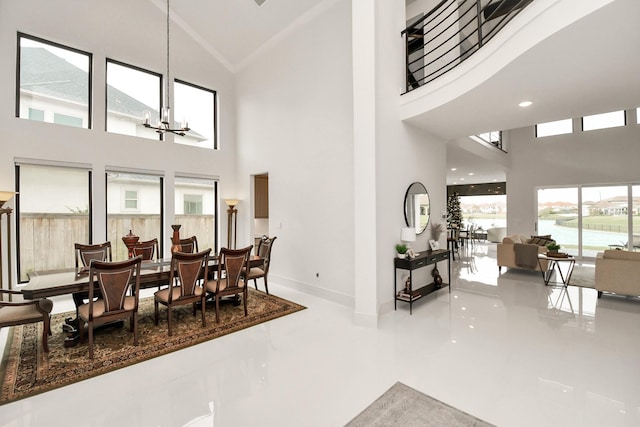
[165,0,639,186]
[167,0,323,71]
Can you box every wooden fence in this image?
[19,213,216,281]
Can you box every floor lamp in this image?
[225,199,239,249]
[0,191,16,302]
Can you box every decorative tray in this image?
[545,252,569,258]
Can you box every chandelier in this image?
[143,0,190,136]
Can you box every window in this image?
[16,162,91,282]
[174,80,217,149]
[636,107,640,125]
[175,176,217,253]
[106,59,162,140]
[582,110,625,131]
[54,113,83,127]
[28,108,44,121]
[17,33,91,129]
[537,184,638,258]
[184,194,203,214]
[124,190,138,210]
[470,131,502,149]
[536,119,573,137]
[107,171,163,260]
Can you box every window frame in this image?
[16,32,93,129]
[174,79,218,150]
[581,110,626,132]
[105,58,164,141]
[15,161,93,283]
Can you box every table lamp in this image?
[401,227,417,257]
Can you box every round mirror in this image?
[404,182,430,235]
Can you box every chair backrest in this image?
[133,238,159,261]
[257,236,277,273]
[75,242,112,269]
[169,249,211,300]
[178,236,199,254]
[88,256,142,314]
[216,246,252,292]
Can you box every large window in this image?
[17,33,91,129]
[174,176,217,253]
[106,171,163,260]
[16,162,91,282]
[106,59,162,140]
[537,185,639,258]
[460,195,507,231]
[174,80,217,149]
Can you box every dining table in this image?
[22,255,264,347]
[22,255,264,300]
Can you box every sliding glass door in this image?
[537,184,639,258]
[537,188,579,256]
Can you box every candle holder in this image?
[171,224,182,253]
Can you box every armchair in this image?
[0,290,52,353]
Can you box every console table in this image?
[394,249,450,314]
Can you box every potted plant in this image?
[396,243,408,259]
[546,242,561,254]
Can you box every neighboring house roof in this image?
[20,47,206,140]
[20,47,158,117]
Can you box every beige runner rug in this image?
[346,382,495,427]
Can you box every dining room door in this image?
[253,174,269,250]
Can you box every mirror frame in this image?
[404,182,430,235]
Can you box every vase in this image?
[122,229,139,259]
[397,253,406,259]
[171,224,182,253]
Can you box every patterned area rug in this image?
[0,289,305,405]
[346,382,495,426]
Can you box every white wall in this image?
[236,0,355,304]
[506,110,640,235]
[0,0,238,260]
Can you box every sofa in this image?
[497,234,554,273]
[595,250,640,298]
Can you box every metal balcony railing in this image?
[402,0,533,93]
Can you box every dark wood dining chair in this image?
[75,242,112,269]
[243,236,277,295]
[0,290,53,353]
[178,236,198,253]
[72,242,113,315]
[206,245,253,323]
[78,256,142,359]
[154,249,211,336]
[132,238,159,261]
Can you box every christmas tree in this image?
[447,192,463,228]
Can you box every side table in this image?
[537,254,575,287]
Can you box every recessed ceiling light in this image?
[460,178,465,181]
[451,168,457,171]
[468,173,474,176]
[519,101,533,107]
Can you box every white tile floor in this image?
[1,243,640,427]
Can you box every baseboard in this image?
[270,274,355,308]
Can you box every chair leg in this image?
[263,276,269,295]
[167,306,172,336]
[133,313,138,345]
[201,296,207,327]
[215,296,220,323]
[42,317,50,353]
[154,299,159,325]
[254,278,258,290]
[243,289,248,317]
[88,320,94,359]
